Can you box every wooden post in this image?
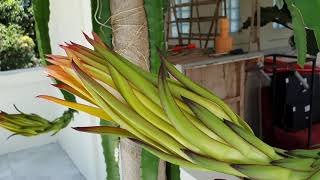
[110,0,149,70]
[109,0,166,180]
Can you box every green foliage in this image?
[100,121,120,180]
[142,1,169,179]
[0,24,37,71]
[91,0,112,47]
[32,0,51,64]
[166,163,181,180]
[91,1,120,180]
[0,0,35,36]
[0,0,38,71]
[144,0,166,74]
[285,0,307,66]
[283,0,320,66]
[141,150,160,180]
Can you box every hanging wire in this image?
[94,0,112,29]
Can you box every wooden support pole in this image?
[170,0,183,45]
[189,0,194,44]
[204,0,222,48]
[194,0,203,47]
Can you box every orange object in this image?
[215,17,233,54]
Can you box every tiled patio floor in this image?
[0,143,85,180]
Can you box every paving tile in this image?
[0,154,13,180]
[2,143,85,180]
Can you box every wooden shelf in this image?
[180,32,215,36]
[168,37,215,40]
[170,16,215,23]
[172,0,217,8]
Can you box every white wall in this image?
[49,0,106,180]
[0,68,65,155]
[236,0,292,51]
[0,1,107,179]
[180,168,240,180]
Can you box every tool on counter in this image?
[169,44,197,53]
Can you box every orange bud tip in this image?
[51,84,62,88]
[36,95,45,99]
[72,127,81,131]
[92,31,98,37]
[46,55,54,59]
[59,45,69,51]
[64,41,71,46]
[83,32,95,45]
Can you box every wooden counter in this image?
[169,52,264,118]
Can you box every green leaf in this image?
[144,0,166,74]
[143,0,176,179]
[32,0,51,64]
[90,1,120,180]
[166,163,181,180]
[293,0,320,53]
[293,0,320,30]
[285,0,307,66]
[91,0,112,47]
[100,121,120,180]
[141,150,160,180]
[313,29,320,50]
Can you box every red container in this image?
[264,58,320,74]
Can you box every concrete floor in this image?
[0,143,85,180]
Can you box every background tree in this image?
[0,0,39,71]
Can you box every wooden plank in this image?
[169,16,218,23]
[170,0,182,44]
[168,37,215,40]
[172,0,217,8]
[183,58,259,117]
[186,63,240,112]
[194,0,203,47]
[224,96,241,104]
[180,32,215,36]
[185,63,238,98]
[168,52,264,67]
[239,61,246,118]
[204,0,221,48]
[188,0,194,44]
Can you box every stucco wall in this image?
[49,0,106,180]
[0,68,64,155]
